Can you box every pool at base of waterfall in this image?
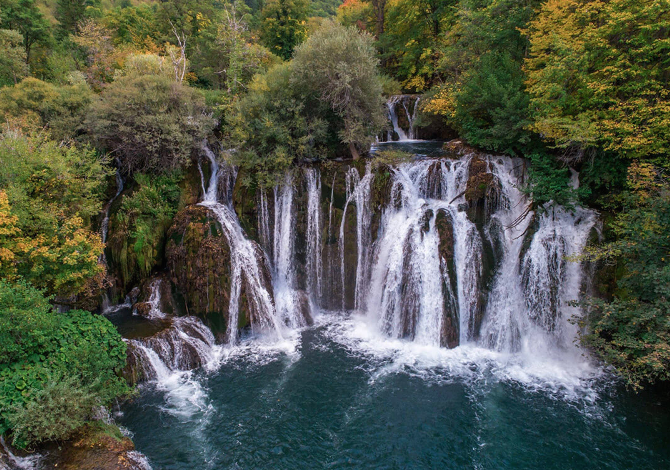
[118,312,670,470]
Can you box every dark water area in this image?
[371,140,447,157]
[119,315,670,470]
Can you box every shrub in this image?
[86,73,215,174]
[0,280,130,445]
[8,375,99,448]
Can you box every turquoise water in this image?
[119,314,670,470]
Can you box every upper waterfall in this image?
[385,95,421,141]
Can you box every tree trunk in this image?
[370,0,386,38]
[349,142,360,160]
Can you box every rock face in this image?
[42,423,147,470]
[165,204,276,338]
[106,163,203,299]
[435,209,459,348]
[165,205,237,334]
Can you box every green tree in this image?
[524,0,670,163]
[56,0,102,36]
[191,0,280,92]
[0,29,28,86]
[0,77,94,140]
[424,0,539,153]
[0,131,108,298]
[260,0,309,60]
[86,61,215,174]
[292,21,385,158]
[380,0,456,91]
[0,0,51,63]
[578,163,670,389]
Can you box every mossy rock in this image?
[42,422,139,470]
[166,205,239,337]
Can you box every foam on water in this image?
[316,311,605,403]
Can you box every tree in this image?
[0,29,28,86]
[336,0,375,31]
[370,0,386,37]
[423,0,539,153]
[0,131,108,298]
[578,163,670,389]
[191,0,280,92]
[260,0,309,60]
[292,21,385,158]
[0,0,50,63]
[525,0,670,163]
[0,77,94,140]
[56,0,102,36]
[380,0,456,91]
[86,61,215,174]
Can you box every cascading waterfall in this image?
[281,154,596,360]
[100,167,124,312]
[338,166,374,310]
[386,95,421,141]
[129,281,219,381]
[272,174,309,328]
[199,145,285,343]
[305,168,323,304]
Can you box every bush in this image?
[0,280,130,446]
[578,163,670,389]
[86,73,215,174]
[0,130,108,297]
[8,375,99,448]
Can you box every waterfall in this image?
[366,160,476,346]
[386,95,421,141]
[338,166,373,310]
[305,168,323,304]
[130,283,220,380]
[100,166,124,312]
[144,280,166,319]
[319,154,596,355]
[199,145,285,343]
[101,168,124,246]
[272,174,309,328]
[0,437,41,470]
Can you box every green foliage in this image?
[86,70,216,174]
[0,0,51,63]
[523,153,584,208]
[0,77,94,140]
[260,0,309,60]
[232,21,385,182]
[102,3,161,47]
[0,130,108,297]
[525,0,670,162]
[0,29,28,87]
[380,0,456,92]
[191,0,280,92]
[56,0,102,36]
[8,375,99,448]
[291,21,385,148]
[421,0,539,154]
[0,280,130,446]
[578,164,670,389]
[110,171,184,285]
[230,63,328,185]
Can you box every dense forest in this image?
[0,0,668,459]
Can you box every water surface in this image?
[119,314,670,470]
